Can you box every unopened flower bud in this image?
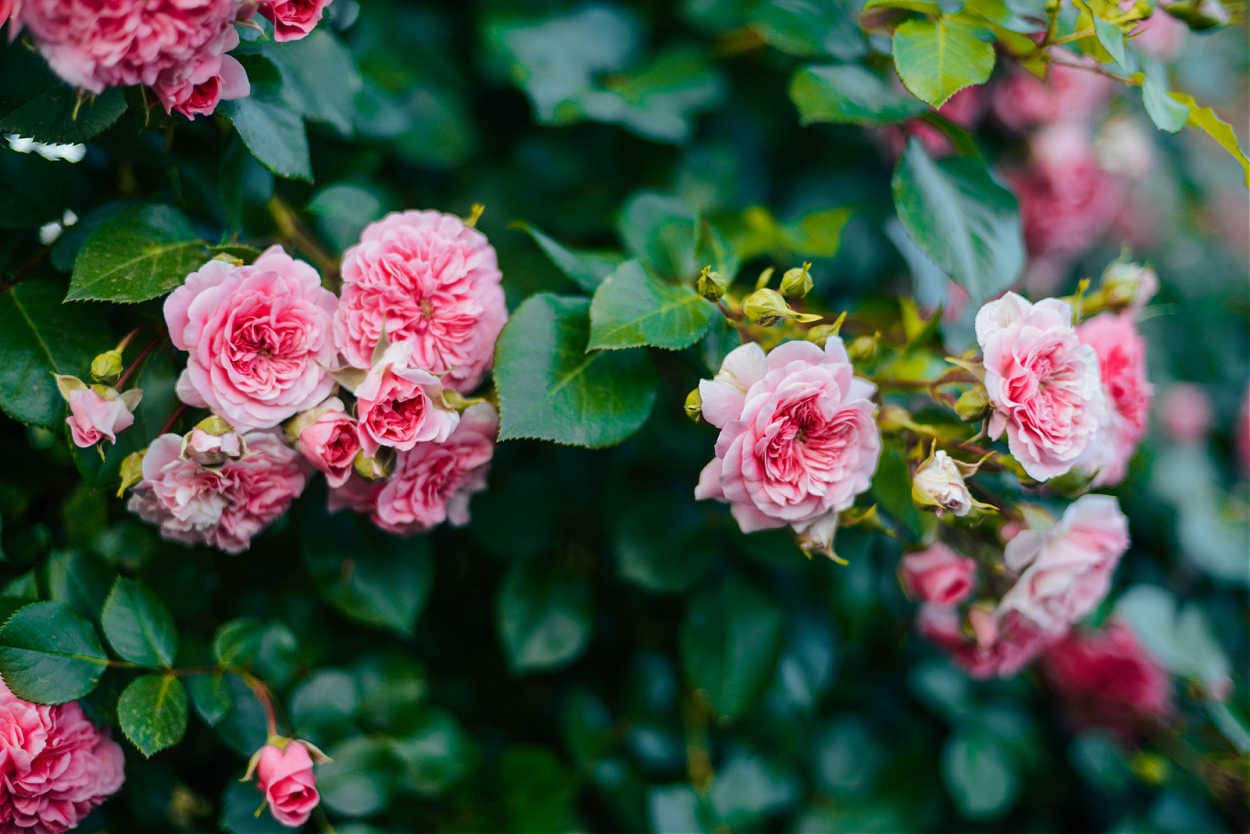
[90,350,124,383]
[684,387,703,423]
[954,386,991,422]
[1101,261,1158,309]
[182,416,244,467]
[696,266,727,302]
[742,288,790,325]
[847,334,877,361]
[354,449,391,481]
[117,450,145,497]
[780,262,813,299]
[243,738,329,828]
[912,450,974,516]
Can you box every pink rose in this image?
[0,680,125,834]
[259,0,333,42]
[1003,124,1124,263]
[695,338,881,551]
[998,494,1129,634]
[1158,383,1212,443]
[899,543,977,605]
[55,375,141,448]
[14,0,247,118]
[165,248,338,430]
[373,403,497,535]
[353,342,459,457]
[991,63,1116,133]
[255,741,320,827]
[150,28,249,119]
[1043,621,1173,736]
[1077,312,1152,486]
[183,422,246,467]
[917,604,1052,678]
[334,211,507,392]
[976,292,1105,481]
[0,1,12,28]
[327,474,383,515]
[291,397,359,487]
[128,430,307,553]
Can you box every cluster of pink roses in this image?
[99,209,505,553]
[0,681,124,834]
[0,0,333,119]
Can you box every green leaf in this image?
[291,669,359,745]
[0,601,108,704]
[0,278,110,427]
[613,492,717,593]
[618,192,700,280]
[789,65,926,125]
[871,446,925,539]
[257,30,362,136]
[1168,91,1250,187]
[497,557,593,673]
[726,205,854,261]
[891,140,1024,303]
[387,707,472,796]
[892,17,995,108]
[223,74,313,181]
[1116,585,1231,690]
[749,0,867,60]
[318,737,401,817]
[221,781,289,834]
[0,43,127,143]
[710,749,799,828]
[67,205,210,303]
[495,294,658,447]
[942,725,1020,819]
[100,577,178,668]
[187,673,232,727]
[300,494,435,636]
[588,260,716,351]
[308,184,388,252]
[1091,16,1127,65]
[213,618,265,667]
[583,47,727,144]
[1141,62,1189,133]
[680,576,784,720]
[512,222,619,293]
[44,549,113,620]
[117,674,188,757]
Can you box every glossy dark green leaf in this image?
[588,260,716,351]
[613,492,717,593]
[942,725,1020,819]
[117,674,188,757]
[750,0,866,59]
[513,222,619,293]
[308,183,388,252]
[0,601,108,704]
[100,578,177,668]
[618,192,700,280]
[44,549,113,620]
[497,557,593,673]
[0,45,127,143]
[68,205,209,303]
[387,707,472,796]
[223,80,312,181]
[790,65,925,125]
[318,737,401,817]
[495,294,657,447]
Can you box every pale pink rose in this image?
[292,397,359,487]
[353,342,459,457]
[255,741,319,827]
[1003,124,1124,262]
[150,28,249,119]
[183,425,245,467]
[694,338,881,549]
[373,403,497,535]
[128,430,307,554]
[14,0,247,118]
[0,680,125,834]
[998,494,1129,634]
[991,62,1116,133]
[917,604,1052,678]
[334,211,507,392]
[165,248,338,431]
[1077,313,1152,486]
[881,85,984,159]
[1043,621,1173,736]
[1158,383,1212,443]
[899,543,977,605]
[55,376,141,448]
[259,0,333,41]
[976,292,1105,481]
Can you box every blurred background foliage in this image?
[0,0,1247,832]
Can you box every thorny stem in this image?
[267,196,340,279]
[115,337,163,390]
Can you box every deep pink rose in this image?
[259,0,333,41]
[695,338,881,551]
[976,292,1105,481]
[128,430,307,553]
[353,342,459,457]
[373,403,497,535]
[1043,621,1173,736]
[1003,124,1124,262]
[999,494,1129,635]
[292,397,359,487]
[334,211,507,392]
[0,1,12,28]
[899,543,977,605]
[55,376,141,448]
[917,604,1052,679]
[991,63,1116,133]
[256,741,319,827]
[1077,312,1152,486]
[0,680,124,834]
[165,248,338,430]
[14,0,248,117]
[1158,383,1212,443]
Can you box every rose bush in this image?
[0,1,1245,832]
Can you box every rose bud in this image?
[696,266,727,302]
[54,374,141,449]
[244,738,328,828]
[182,415,246,467]
[287,397,360,487]
[779,262,813,299]
[899,543,978,605]
[911,448,993,517]
[354,341,460,457]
